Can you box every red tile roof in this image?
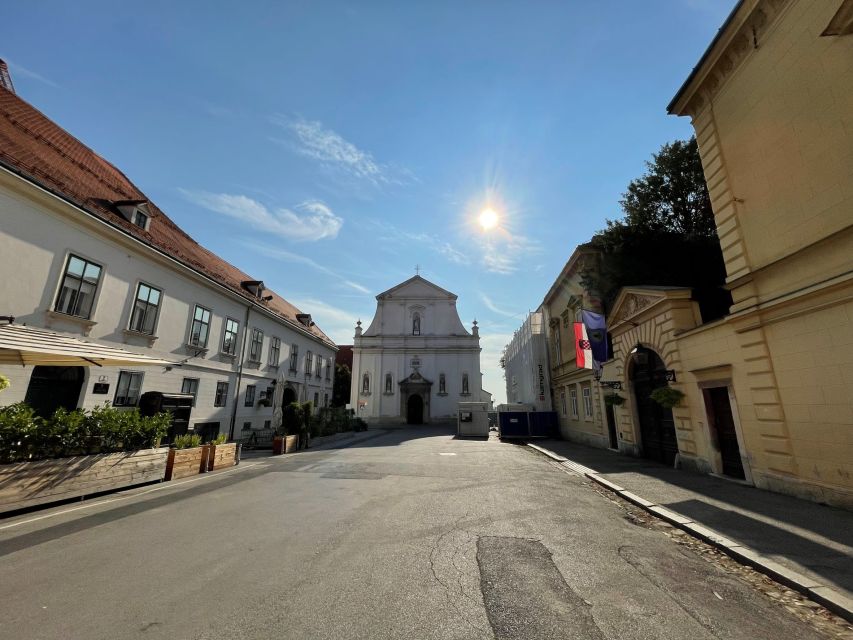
[0,84,335,348]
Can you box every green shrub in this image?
[649,386,685,409]
[603,393,626,407]
[282,402,303,436]
[210,433,227,445]
[173,433,202,449]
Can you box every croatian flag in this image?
[574,322,593,370]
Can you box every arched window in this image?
[362,373,370,394]
[462,373,469,395]
[439,373,446,394]
[412,312,421,336]
[385,373,392,393]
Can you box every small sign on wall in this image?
[92,383,110,394]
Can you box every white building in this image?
[0,65,335,441]
[350,276,488,424]
[502,311,552,412]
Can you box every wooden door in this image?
[705,387,745,479]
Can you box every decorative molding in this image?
[611,293,659,324]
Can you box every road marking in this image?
[439,452,457,456]
[0,460,264,532]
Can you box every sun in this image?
[478,207,499,230]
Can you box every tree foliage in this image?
[332,363,351,408]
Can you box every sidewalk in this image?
[527,438,853,620]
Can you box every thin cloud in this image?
[240,241,370,295]
[288,297,364,345]
[5,60,59,88]
[477,232,541,275]
[180,189,342,242]
[376,222,471,266]
[479,293,520,319]
[270,115,412,186]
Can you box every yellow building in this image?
[599,0,852,508]
[541,246,618,449]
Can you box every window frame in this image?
[461,373,469,395]
[128,281,162,335]
[582,385,593,418]
[570,388,578,418]
[54,253,103,320]
[214,381,229,407]
[181,377,200,407]
[188,304,212,348]
[269,336,281,367]
[114,370,143,407]
[248,327,264,363]
[221,317,240,356]
[560,391,567,416]
[326,358,331,381]
[244,384,256,407]
[306,351,313,376]
[289,344,299,373]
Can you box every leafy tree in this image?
[332,363,351,407]
[586,137,731,322]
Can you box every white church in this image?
[350,276,491,424]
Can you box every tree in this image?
[331,363,351,407]
[586,137,731,321]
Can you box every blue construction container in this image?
[498,411,529,439]
[528,411,558,438]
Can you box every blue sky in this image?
[2,0,735,403]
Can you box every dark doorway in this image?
[704,386,745,479]
[605,403,618,449]
[631,349,678,466]
[24,366,85,418]
[281,387,297,407]
[407,394,424,425]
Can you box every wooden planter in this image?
[285,435,299,453]
[273,435,299,455]
[206,443,238,470]
[165,446,208,481]
[0,448,169,514]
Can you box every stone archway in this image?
[407,394,424,424]
[629,347,678,466]
[399,371,432,424]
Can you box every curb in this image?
[527,442,853,623]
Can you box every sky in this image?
[2,0,735,404]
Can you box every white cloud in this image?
[179,189,342,242]
[375,222,471,267]
[239,241,370,295]
[5,60,59,88]
[270,115,412,186]
[477,232,541,275]
[479,293,520,319]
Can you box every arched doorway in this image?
[281,386,297,407]
[630,348,678,466]
[407,394,424,425]
[24,366,85,418]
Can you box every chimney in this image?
[0,60,14,94]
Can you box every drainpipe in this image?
[228,304,252,440]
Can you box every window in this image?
[114,371,143,406]
[316,357,322,378]
[570,388,578,418]
[462,373,469,395]
[245,385,256,407]
[263,420,271,429]
[269,337,281,367]
[306,351,313,376]
[189,305,211,347]
[326,358,331,380]
[132,209,148,229]
[413,312,421,335]
[129,283,161,334]
[560,391,567,416]
[439,374,446,394]
[222,318,239,355]
[385,373,392,393]
[313,392,319,409]
[55,254,102,319]
[289,344,298,372]
[362,373,370,394]
[242,421,252,430]
[324,393,329,407]
[214,381,228,407]
[249,328,264,362]
[583,386,593,418]
[181,378,199,406]
[553,327,562,364]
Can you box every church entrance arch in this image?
[630,347,678,466]
[281,386,297,407]
[407,394,424,425]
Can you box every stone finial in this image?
[355,319,363,337]
[472,319,479,337]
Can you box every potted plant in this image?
[603,393,625,407]
[165,433,206,480]
[206,433,238,471]
[649,386,685,409]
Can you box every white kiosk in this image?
[457,401,490,437]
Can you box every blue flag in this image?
[581,310,608,364]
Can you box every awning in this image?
[0,323,174,367]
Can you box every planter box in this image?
[0,448,169,514]
[285,435,299,453]
[206,443,239,470]
[273,435,299,455]
[165,446,208,481]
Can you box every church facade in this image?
[350,276,486,424]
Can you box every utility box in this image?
[457,401,490,437]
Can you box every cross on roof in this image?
[415,264,421,276]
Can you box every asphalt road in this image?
[0,426,834,639]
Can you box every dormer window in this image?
[241,280,265,298]
[132,209,148,229]
[296,313,313,327]
[114,200,151,231]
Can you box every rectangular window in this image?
[324,393,329,408]
[560,392,567,416]
[242,421,251,430]
[289,344,298,372]
[249,328,264,362]
[269,337,281,367]
[553,328,562,365]
[189,305,211,347]
[129,283,161,334]
[313,392,319,409]
[583,386,593,418]
[222,318,240,355]
[326,358,331,380]
[306,351,313,376]
[316,357,322,378]
[114,371,143,407]
[263,419,271,429]
[245,384,256,407]
[55,254,102,319]
[181,378,199,406]
[214,381,228,407]
[570,388,578,418]
[132,210,148,229]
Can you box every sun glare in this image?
[478,207,499,230]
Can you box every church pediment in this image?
[609,287,692,327]
[400,370,433,386]
[376,275,457,301]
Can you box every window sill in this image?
[459,393,471,397]
[383,391,394,396]
[219,351,238,360]
[360,392,371,397]
[246,359,261,366]
[122,329,158,347]
[45,310,97,336]
[185,343,209,356]
[268,363,279,369]
[437,392,448,397]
